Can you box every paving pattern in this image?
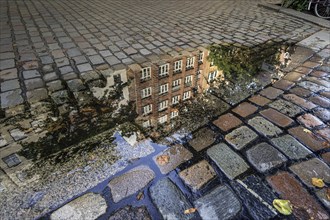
[1,0,330,219]
[0,0,321,112]
[46,38,329,220]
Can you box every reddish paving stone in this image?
[317,128,330,142]
[302,61,320,69]
[188,127,216,152]
[289,158,330,188]
[294,66,312,75]
[267,172,329,220]
[213,113,242,132]
[289,87,312,98]
[283,71,304,82]
[306,77,330,88]
[321,152,330,165]
[311,70,328,78]
[313,108,330,122]
[309,96,330,108]
[272,79,295,90]
[179,160,216,191]
[297,113,324,129]
[232,102,258,117]
[260,87,284,100]
[320,91,330,99]
[248,95,271,106]
[283,94,317,109]
[288,126,329,151]
[260,108,294,128]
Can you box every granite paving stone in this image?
[309,96,330,108]
[271,135,312,160]
[313,107,330,122]
[188,127,216,152]
[247,142,287,173]
[260,87,284,99]
[272,79,295,90]
[260,108,294,128]
[315,188,330,209]
[267,172,329,220]
[153,144,193,174]
[43,72,58,82]
[225,126,258,150]
[321,152,330,165]
[0,59,15,70]
[23,70,41,79]
[109,166,155,203]
[283,94,317,110]
[248,95,271,106]
[1,79,20,92]
[179,160,216,191]
[109,206,151,220]
[26,88,48,103]
[51,90,70,105]
[0,68,18,80]
[298,81,328,93]
[46,80,64,92]
[9,128,27,141]
[268,99,304,117]
[77,63,93,73]
[316,128,330,142]
[24,78,44,90]
[194,185,241,220]
[232,102,258,117]
[320,91,330,99]
[50,193,107,220]
[290,158,330,188]
[150,178,195,220]
[66,79,86,92]
[213,113,242,132]
[288,126,329,151]
[231,176,277,220]
[289,86,312,98]
[297,113,324,129]
[283,71,304,82]
[207,143,249,179]
[248,116,282,137]
[0,89,24,108]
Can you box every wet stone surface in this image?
[248,116,282,137]
[225,126,258,150]
[232,102,258,118]
[108,206,151,220]
[268,99,304,117]
[213,113,242,132]
[108,166,155,203]
[246,142,287,173]
[194,185,241,220]
[271,135,312,160]
[150,178,195,220]
[179,160,216,191]
[289,158,330,188]
[267,172,329,220]
[297,113,324,129]
[260,108,294,128]
[153,144,193,174]
[188,127,216,152]
[50,193,107,220]
[207,143,249,179]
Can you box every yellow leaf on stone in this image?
[273,199,293,215]
[303,128,312,134]
[312,178,325,188]
[156,155,170,166]
[184,208,197,214]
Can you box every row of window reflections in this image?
[142,111,179,128]
[141,52,204,80]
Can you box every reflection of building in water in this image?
[127,48,219,128]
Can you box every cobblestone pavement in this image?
[1,0,330,219]
[0,0,321,112]
[42,35,330,220]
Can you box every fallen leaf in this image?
[273,199,293,215]
[136,191,144,200]
[312,178,325,188]
[184,208,197,214]
[303,128,312,134]
[156,155,170,166]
